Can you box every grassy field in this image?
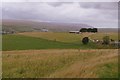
[19,32,118,42]
[2,32,119,78]
[3,32,118,51]
[2,34,98,51]
[89,32,118,40]
[19,32,84,43]
[3,49,118,78]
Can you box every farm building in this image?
[41,28,48,32]
[1,30,15,35]
[69,31,80,34]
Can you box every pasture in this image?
[19,32,118,42]
[3,49,118,78]
[2,34,97,51]
[2,32,118,51]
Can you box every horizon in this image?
[2,19,119,29]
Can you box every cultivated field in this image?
[3,49,118,78]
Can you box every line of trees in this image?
[80,28,98,33]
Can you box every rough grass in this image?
[96,62,118,78]
[2,49,118,78]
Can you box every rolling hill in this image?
[2,19,93,32]
[2,19,118,33]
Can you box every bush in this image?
[103,36,110,45]
[82,37,89,44]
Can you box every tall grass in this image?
[3,49,118,78]
[96,62,118,78]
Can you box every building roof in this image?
[69,31,79,32]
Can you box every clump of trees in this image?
[82,37,89,44]
[80,28,98,33]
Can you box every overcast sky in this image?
[1,0,119,28]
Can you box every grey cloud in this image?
[46,2,64,7]
[2,3,43,20]
[79,2,118,10]
[46,2,73,7]
[1,2,118,28]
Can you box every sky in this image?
[1,0,119,28]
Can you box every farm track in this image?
[3,49,98,54]
[49,51,118,78]
[2,49,118,78]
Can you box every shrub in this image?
[103,36,110,45]
[82,37,89,44]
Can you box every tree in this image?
[87,28,92,32]
[93,28,98,33]
[80,28,87,32]
[80,28,98,33]
[103,36,110,45]
[82,37,89,44]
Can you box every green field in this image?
[2,34,97,51]
[3,32,118,51]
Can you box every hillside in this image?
[2,19,93,32]
[98,28,118,33]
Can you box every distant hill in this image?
[2,19,93,32]
[98,28,118,33]
[2,19,118,33]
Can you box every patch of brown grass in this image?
[3,49,118,78]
